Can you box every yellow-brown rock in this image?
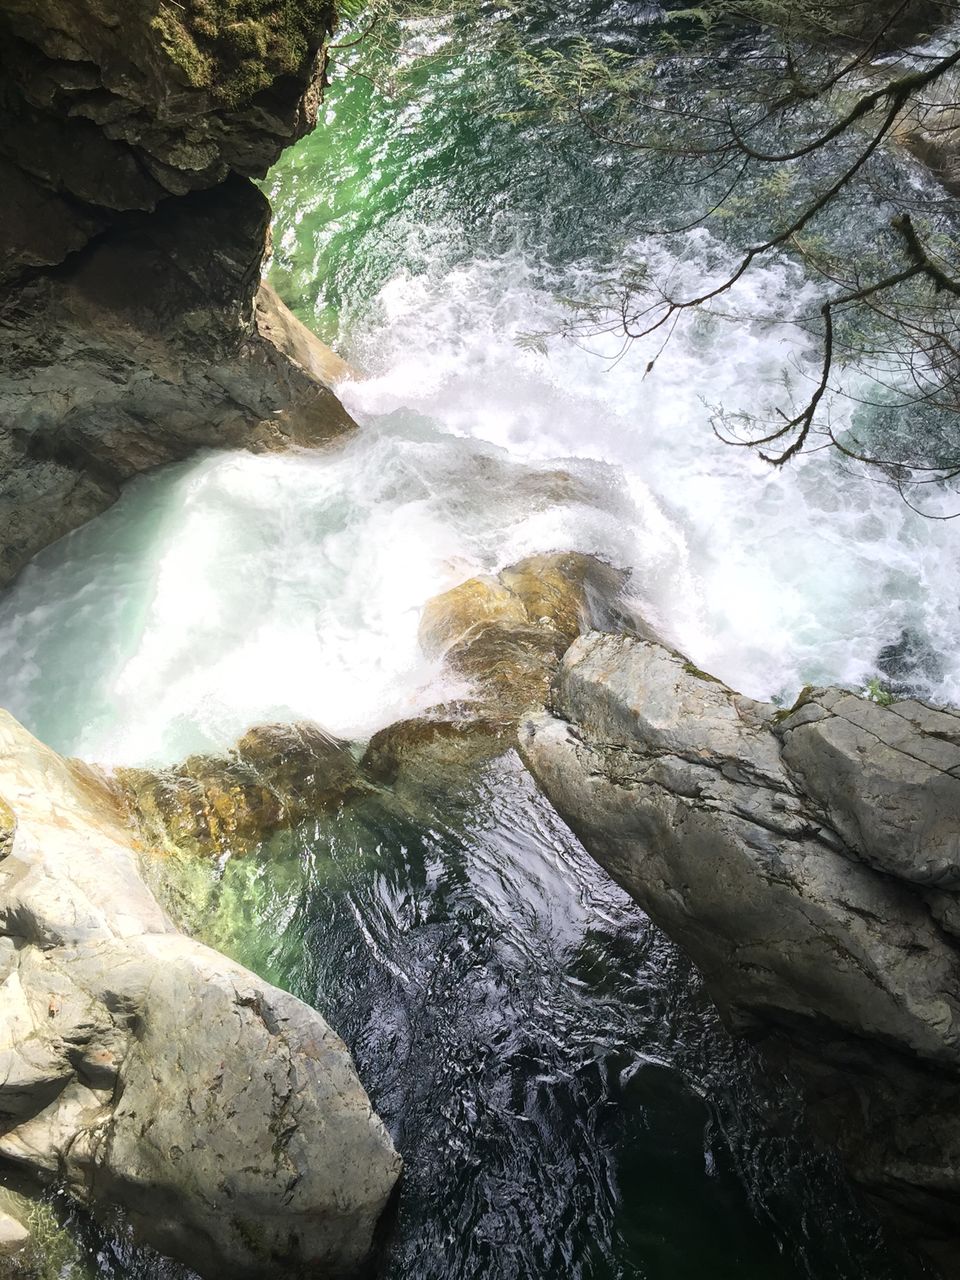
[117,722,364,858]
[362,708,510,790]
[369,553,632,791]
[419,552,630,722]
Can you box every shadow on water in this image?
[134,752,927,1280]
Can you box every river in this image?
[0,2,949,1276]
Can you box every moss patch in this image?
[152,0,336,105]
[772,683,816,723]
[681,661,722,685]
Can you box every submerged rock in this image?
[874,625,947,698]
[519,631,960,1275]
[362,707,511,791]
[118,721,366,858]
[0,711,401,1278]
[365,553,633,792]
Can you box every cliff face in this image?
[0,0,354,587]
[519,631,960,1277]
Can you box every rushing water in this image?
[0,2,953,1277]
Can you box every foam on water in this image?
[341,233,960,704]
[0,419,642,763]
[0,226,957,764]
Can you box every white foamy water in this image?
[341,236,960,704]
[0,234,956,765]
[0,417,641,764]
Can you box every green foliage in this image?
[862,676,895,706]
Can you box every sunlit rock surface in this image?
[520,631,960,1277]
[118,720,367,858]
[0,711,400,1279]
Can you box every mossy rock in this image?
[118,721,365,858]
[151,0,336,106]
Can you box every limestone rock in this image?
[0,710,400,1278]
[519,630,960,1273]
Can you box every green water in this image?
[145,757,919,1280]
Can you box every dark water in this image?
[139,757,917,1280]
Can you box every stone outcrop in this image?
[362,552,633,790]
[0,1200,29,1261]
[0,1,354,588]
[0,710,401,1278]
[519,631,960,1276]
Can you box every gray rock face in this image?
[519,631,960,1276]
[0,1,354,588]
[0,710,401,1278]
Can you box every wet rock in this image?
[366,553,634,791]
[875,625,947,697]
[0,710,401,1279]
[118,722,366,858]
[0,0,353,588]
[519,630,960,1273]
[362,707,510,791]
[420,552,632,724]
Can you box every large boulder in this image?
[0,1,353,588]
[0,710,401,1278]
[519,631,960,1276]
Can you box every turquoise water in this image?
[149,757,917,1280]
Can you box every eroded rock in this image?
[0,0,354,588]
[519,631,960,1274]
[0,710,400,1278]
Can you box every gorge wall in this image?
[0,0,354,588]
